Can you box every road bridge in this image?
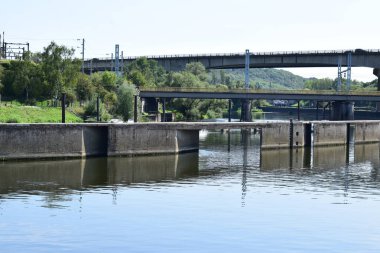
[136,87,380,122]
[138,87,380,102]
[84,48,380,73]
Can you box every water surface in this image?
[1,131,380,252]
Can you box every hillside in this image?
[209,68,306,90]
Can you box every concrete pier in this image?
[330,101,354,121]
[107,125,199,156]
[354,122,380,144]
[313,122,348,146]
[260,121,304,149]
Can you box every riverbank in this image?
[0,104,82,123]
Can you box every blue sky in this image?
[2,0,379,81]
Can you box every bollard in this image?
[96,96,100,122]
[289,119,294,149]
[61,93,66,123]
[134,95,138,123]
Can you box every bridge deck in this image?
[138,88,380,102]
[84,49,380,72]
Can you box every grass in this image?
[0,104,83,123]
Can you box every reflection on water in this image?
[0,153,199,196]
[1,131,380,252]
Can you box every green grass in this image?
[0,104,83,123]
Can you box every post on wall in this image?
[61,93,66,123]
[161,98,166,122]
[134,95,138,123]
[96,95,100,122]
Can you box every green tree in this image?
[304,78,334,90]
[101,71,117,91]
[115,83,136,121]
[76,73,95,104]
[4,60,46,101]
[127,57,166,87]
[40,42,81,99]
[185,62,207,81]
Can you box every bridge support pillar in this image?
[330,101,354,121]
[241,99,252,122]
[373,68,380,111]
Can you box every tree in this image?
[304,78,334,90]
[40,42,81,99]
[5,60,46,102]
[115,83,135,121]
[75,73,94,104]
[127,57,166,87]
[101,71,117,91]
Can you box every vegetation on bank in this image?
[0,103,82,123]
[0,41,378,122]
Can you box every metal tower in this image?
[115,44,120,76]
[337,51,352,91]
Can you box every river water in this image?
[1,131,380,252]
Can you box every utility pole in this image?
[245,49,250,89]
[81,39,85,73]
[121,51,124,74]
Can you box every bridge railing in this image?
[138,87,380,96]
[85,49,380,62]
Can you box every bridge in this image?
[84,49,380,75]
[138,87,380,102]
[136,87,380,122]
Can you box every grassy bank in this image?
[0,104,83,123]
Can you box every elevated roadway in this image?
[85,49,380,72]
[138,87,380,102]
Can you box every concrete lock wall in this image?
[260,121,305,149]
[0,124,85,160]
[354,122,380,144]
[0,124,200,160]
[107,125,199,156]
[313,122,348,146]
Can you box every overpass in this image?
[138,87,380,102]
[84,49,380,74]
[136,87,380,122]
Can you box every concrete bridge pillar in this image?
[241,99,252,122]
[373,68,380,111]
[330,101,354,121]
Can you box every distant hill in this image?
[209,68,307,90]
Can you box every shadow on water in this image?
[0,152,199,196]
